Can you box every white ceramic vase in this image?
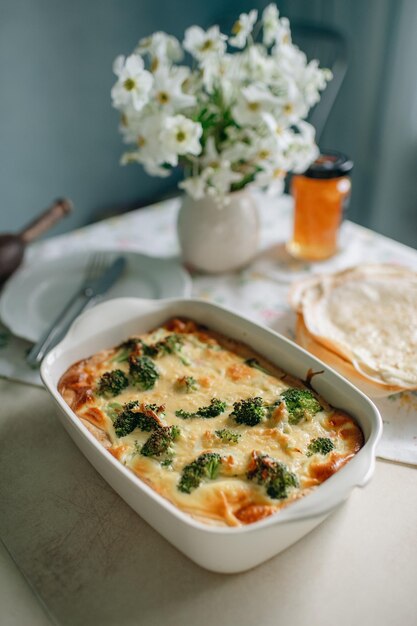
[177,190,260,273]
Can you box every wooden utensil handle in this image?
[20,198,73,243]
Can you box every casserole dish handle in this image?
[279,453,377,522]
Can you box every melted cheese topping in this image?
[58,318,363,527]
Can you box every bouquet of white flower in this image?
[111,4,331,203]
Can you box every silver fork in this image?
[78,252,108,297]
[26,252,110,367]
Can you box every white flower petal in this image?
[124,54,145,73]
[229,9,258,48]
[113,55,125,76]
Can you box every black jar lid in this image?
[304,151,353,179]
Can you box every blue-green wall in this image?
[1,0,415,248]
[0,0,258,236]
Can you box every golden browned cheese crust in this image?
[58,318,363,527]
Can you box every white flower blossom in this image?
[183,25,227,62]
[253,165,286,196]
[272,16,292,47]
[121,113,178,168]
[221,140,256,164]
[111,55,153,112]
[262,112,293,152]
[112,8,331,202]
[182,137,242,201]
[201,53,238,100]
[160,114,202,157]
[200,136,222,168]
[249,132,283,166]
[285,121,319,172]
[242,45,276,83]
[121,151,171,177]
[229,10,258,49]
[179,169,210,199]
[118,108,142,144]
[152,65,196,111]
[301,60,333,107]
[136,31,183,69]
[262,4,280,47]
[206,165,242,200]
[232,84,278,126]
[143,161,172,177]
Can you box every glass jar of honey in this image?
[287,151,353,261]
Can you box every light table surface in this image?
[1,195,417,625]
[1,378,416,625]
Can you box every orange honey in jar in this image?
[287,151,353,261]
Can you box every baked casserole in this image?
[58,318,363,527]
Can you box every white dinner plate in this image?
[0,251,192,342]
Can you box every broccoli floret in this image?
[178,452,222,493]
[244,358,271,375]
[247,452,298,500]
[117,337,141,352]
[113,401,140,437]
[112,337,142,362]
[157,334,191,365]
[106,401,123,421]
[214,429,241,445]
[113,333,186,364]
[281,388,322,425]
[141,425,181,458]
[156,333,184,355]
[197,398,227,418]
[129,355,159,390]
[175,398,227,420]
[175,376,198,392]
[96,369,129,397]
[175,408,193,420]
[140,342,159,358]
[139,334,185,359]
[307,437,335,457]
[184,376,198,391]
[113,401,163,437]
[231,397,266,426]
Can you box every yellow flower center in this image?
[200,39,214,51]
[157,91,170,104]
[124,78,136,91]
[248,101,260,112]
[151,57,159,73]
[137,136,146,148]
[124,153,136,163]
[283,103,293,115]
[231,20,242,35]
[176,131,186,142]
[258,150,270,160]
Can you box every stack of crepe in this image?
[290,264,417,397]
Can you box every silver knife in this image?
[26,256,126,367]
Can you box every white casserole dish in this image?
[41,298,382,573]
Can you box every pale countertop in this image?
[1,193,417,625]
[1,378,417,626]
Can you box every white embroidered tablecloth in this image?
[0,193,416,464]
